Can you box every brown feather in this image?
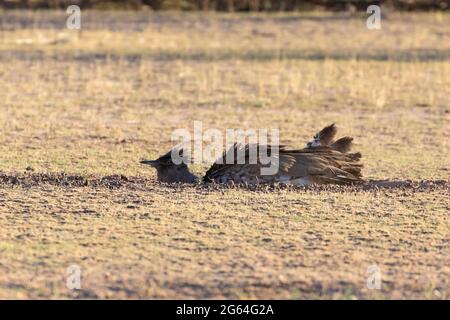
[330,136,353,153]
[307,123,337,148]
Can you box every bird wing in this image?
[203,143,294,182]
[203,123,363,185]
[284,149,363,184]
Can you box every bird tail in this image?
[306,123,337,148]
[306,124,355,153]
[330,136,353,153]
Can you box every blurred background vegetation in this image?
[0,0,448,11]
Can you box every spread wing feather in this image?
[203,124,363,185]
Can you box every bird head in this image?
[140,147,197,183]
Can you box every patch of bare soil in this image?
[0,171,448,192]
[0,172,148,189]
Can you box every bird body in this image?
[141,124,363,186]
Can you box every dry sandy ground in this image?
[0,11,449,299]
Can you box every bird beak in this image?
[140,160,158,166]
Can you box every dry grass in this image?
[0,10,448,299]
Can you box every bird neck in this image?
[157,164,198,184]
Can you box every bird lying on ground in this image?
[140,124,363,186]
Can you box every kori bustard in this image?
[140,124,363,186]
